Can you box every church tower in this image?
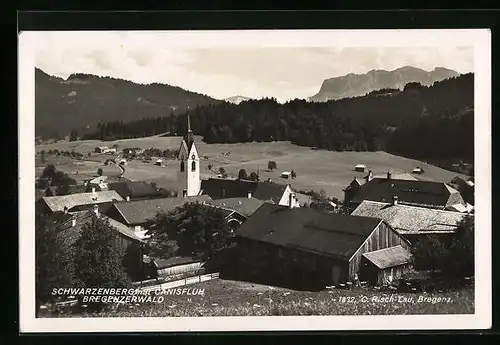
[177,114,201,197]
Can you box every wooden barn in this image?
[234,203,412,288]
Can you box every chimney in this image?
[392,196,398,206]
[92,187,96,194]
[63,206,68,214]
[71,218,76,227]
[289,194,294,209]
[93,204,99,217]
[126,196,130,201]
[247,191,252,199]
[387,171,392,180]
[366,170,373,182]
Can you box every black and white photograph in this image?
[18,29,491,332]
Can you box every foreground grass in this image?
[43,279,474,317]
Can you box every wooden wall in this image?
[348,221,411,280]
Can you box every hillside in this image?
[81,73,473,168]
[34,68,220,140]
[309,66,459,102]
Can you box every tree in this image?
[69,129,79,142]
[35,210,74,314]
[73,215,131,292]
[268,160,277,171]
[412,215,474,279]
[238,169,248,180]
[87,152,91,157]
[40,150,46,163]
[148,202,234,264]
[219,167,227,178]
[97,168,103,176]
[249,171,259,181]
[291,170,296,179]
[41,164,56,180]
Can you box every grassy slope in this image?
[46,279,474,317]
[35,135,467,199]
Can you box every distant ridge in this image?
[224,95,252,104]
[35,68,220,140]
[308,66,459,102]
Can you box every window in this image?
[191,161,196,172]
[180,161,185,172]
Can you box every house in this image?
[107,180,163,201]
[346,172,468,211]
[39,190,124,215]
[54,205,145,280]
[155,159,163,166]
[200,178,300,208]
[351,199,470,244]
[280,171,291,179]
[234,203,411,288]
[354,164,367,172]
[104,195,213,233]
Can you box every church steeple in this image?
[186,114,194,150]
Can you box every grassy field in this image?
[44,278,474,317]
[35,135,467,199]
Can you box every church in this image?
[177,114,202,198]
[175,115,302,208]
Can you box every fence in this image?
[139,272,220,294]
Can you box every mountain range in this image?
[308,66,459,102]
[224,96,252,104]
[34,68,220,140]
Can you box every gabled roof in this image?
[108,181,162,199]
[253,182,289,203]
[236,203,382,260]
[351,178,463,209]
[206,197,265,217]
[351,200,468,234]
[55,210,144,246]
[41,190,124,213]
[111,195,213,225]
[201,178,258,200]
[362,245,412,269]
[200,178,288,203]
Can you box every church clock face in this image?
[191,155,195,160]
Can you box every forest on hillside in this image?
[81,74,474,165]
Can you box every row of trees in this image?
[80,74,474,164]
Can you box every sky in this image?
[33,31,474,103]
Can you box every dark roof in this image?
[236,203,382,260]
[153,256,201,269]
[108,181,162,199]
[201,178,258,200]
[201,178,288,202]
[253,182,289,203]
[112,195,213,225]
[351,178,461,208]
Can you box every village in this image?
[34,113,476,317]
